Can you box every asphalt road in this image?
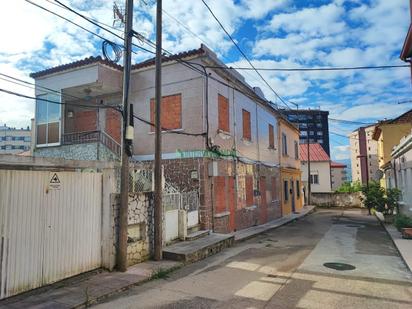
[94,209,412,308]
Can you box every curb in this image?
[234,206,316,243]
[375,213,412,274]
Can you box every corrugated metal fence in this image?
[0,170,102,299]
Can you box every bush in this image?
[394,214,412,231]
[386,188,401,215]
[361,181,385,214]
[336,181,362,193]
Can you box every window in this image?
[301,130,307,136]
[309,131,314,135]
[150,94,182,132]
[310,174,319,184]
[268,124,274,149]
[318,139,323,144]
[317,131,323,136]
[242,109,251,141]
[296,180,300,198]
[294,141,298,160]
[218,94,229,133]
[282,133,287,156]
[299,123,307,129]
[284,180,289,201]
[316,123,322,128]
[36,93,61,146]
[24,136,31,142]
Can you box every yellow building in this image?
[372,110,412,188]
[278,117,302,215]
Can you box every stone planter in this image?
[402,228,412,239]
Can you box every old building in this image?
[30,45,300,239]
[372,109,412,188]
[282,109,330,156]
[278,117,303,214]
[0,124,32,154]
[330,161,347,191]
[300,143,332,194]
[349,125,379,185]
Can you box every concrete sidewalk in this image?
[382,223,412,273]
[0,206,315,309]
[234,205,316,242]
[0,260,181,309]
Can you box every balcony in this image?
[62,130,121,157]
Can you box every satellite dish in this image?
[375,170,384,180]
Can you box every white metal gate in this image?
[0,170,102,299]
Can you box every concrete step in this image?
[163,233,234,263]
[186,229,210,241]
[187,224,201,234]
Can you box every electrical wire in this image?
[329,118,374,125]
[102,40,122,62]
[203,64,410,72]
[200,0,291,110]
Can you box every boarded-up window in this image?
[214,176,226,213]
[218,94,229,132]
[242,109,251,141]
[105,108,121,143]
[245,176,254,206]
[268,124,274,149]
[150,94,182,131]
[282,133,287,156]
[294,141,299,160]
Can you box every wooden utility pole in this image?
[117,0,134,272]
[154,0,163,261]
[306,117,311,205]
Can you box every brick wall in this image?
[242,109,251,140]
[105,108,121,143]
[74,110,97,132]
[218,94,229,132]
[150,94,182,131]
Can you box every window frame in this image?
[268,123,275,149]
[242,109,252,141]
[35,93,62,148]
[294,141,299,160]
[149,93,183,133]
[282,133,288,156]
[218,94,230,133]
[284,180,289,201]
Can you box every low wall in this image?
[311,192,364,208]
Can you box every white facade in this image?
[389,130,412,217]
[301,161,332,193]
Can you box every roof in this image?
[401,23,412,60]
[30,48,205,79]
[331,161,346,168]
[30,56,123,78]
[372,109,412,140]
[299,143,330,162]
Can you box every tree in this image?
[386,188,401,215]
[336,181,362,193]
[361,181,385,215]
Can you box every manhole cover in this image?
[323,262,356,271]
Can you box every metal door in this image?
[163,193,180,242]
[182,191,200,229]
[0,170,102,299]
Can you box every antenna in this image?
[113,2,125,27]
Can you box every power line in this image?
[329,118,374,125]
[203,64,410,72]
[0,84,205,137]
[200,0,291,110]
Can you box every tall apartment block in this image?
[349,125,379,184]
[282,109,330,156]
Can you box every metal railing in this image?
[62,130,121,156]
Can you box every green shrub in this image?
[394,214,412,231]
[361,181,385,214]
[386,188,401,215]
[336,181,362,193]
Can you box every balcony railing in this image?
[62,130,121,157]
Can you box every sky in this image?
[0,0,411,162]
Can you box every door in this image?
[259,177,268,224]
[291,179,296,213]
[163,193,180,242]
[0,170,102,299]
[182,191,199,229]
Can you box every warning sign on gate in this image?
[49,172,61,190]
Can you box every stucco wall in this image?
[301,161,331,192]
[311,192,363,208]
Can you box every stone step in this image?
[187,224,201,234]
[163,233,234,263]
[185,229,210,241]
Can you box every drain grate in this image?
[323,262,356,271]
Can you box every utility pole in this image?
[117,0,134,272]
[154,0,163,261]
[306,116,311,205]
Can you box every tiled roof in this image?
[331,161,346,168]
[389,109,412,124]
[299,143,330,162]
[30,56,122,78]
[30,48,206,79]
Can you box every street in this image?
[94,209,412,308]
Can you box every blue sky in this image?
[0,0,411,161]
